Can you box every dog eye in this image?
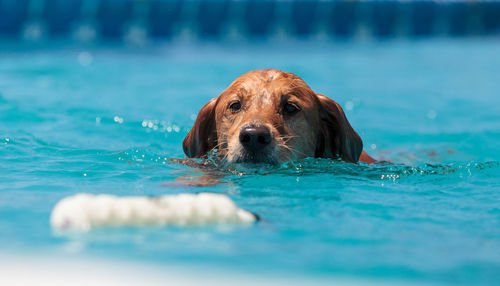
[228,101,241,113]
[283,102,300,115]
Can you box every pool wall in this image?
[1,0,500,42]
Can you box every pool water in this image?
[1,39,499,285]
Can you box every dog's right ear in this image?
[183,98,218,158]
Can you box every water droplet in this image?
[370,144,377,150]
[78,51,93,67]
[113,116,123,124]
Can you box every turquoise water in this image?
[1,40,500,285]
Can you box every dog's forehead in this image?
[239,69,297,86]
[230,70,308,98]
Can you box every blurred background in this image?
[0,0,499,43]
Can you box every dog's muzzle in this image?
[235,124,275,163]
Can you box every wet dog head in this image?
[183,69,363,165]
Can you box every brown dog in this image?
[183,69,375,165]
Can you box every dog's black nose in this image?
[239,125,272,151]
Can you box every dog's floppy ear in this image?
[183,98,218,158]
[315,94,363,163]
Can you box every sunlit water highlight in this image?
[0,40,499,285]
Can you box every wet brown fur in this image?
[183,69,375,164]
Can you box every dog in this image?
[183,69,375,165]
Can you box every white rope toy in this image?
[51,193,257,231]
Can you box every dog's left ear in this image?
[315,94,363,163]
[183,98,218,158]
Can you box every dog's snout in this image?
[239,125,272,151]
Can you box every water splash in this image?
[177,153,500,186]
